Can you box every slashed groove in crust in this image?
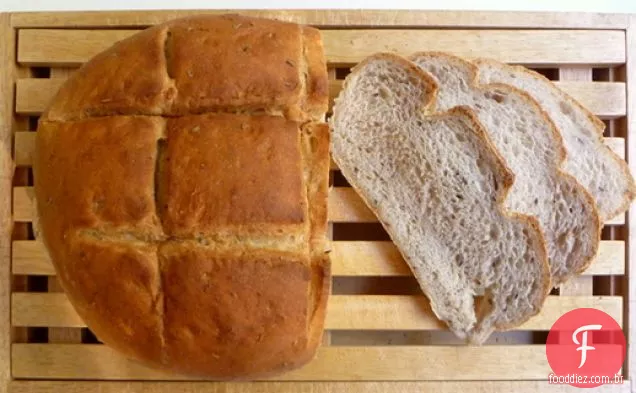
[34,14,331,379]
[474,58,636,222]
[42,15,325,123]
[409,52,601,285]
[331,53,550,344]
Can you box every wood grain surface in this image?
[11,344,555,380]
[15,77,628,118]
[9,239,627,277]
[5,380,630,393]
[7,380,632,393]
[10,292,623,331]
[0,12,14,393]
[10,185,628,225]
[3,9,634,392]
[9,10,631,29]
[16,29,626,67]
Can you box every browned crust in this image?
[332,52,551,341]
[409,51,601,284]
[42,15,329,123]
[473,57,636,221]
[301,122,331,355]
[302,122,330,253]
[34,14,331,380]
[301,27,329,121]
[160,114,307,241]
[36,114,330,379]
[159,244,313,379]
[166,15,305,120]
[34,117,165,240]
[42,25,174,121]
[55,232,165,367]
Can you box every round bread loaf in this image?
[33,14,331,379]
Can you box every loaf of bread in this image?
[34,14,331,379]
[331,53,551,343]
[411,52,601,285]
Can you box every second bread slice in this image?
[475,58,635,222]
[411,52,601,285]
[331,53,550,343]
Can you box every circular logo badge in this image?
[546,308,626,388]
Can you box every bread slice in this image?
[410,52,600,285]
[475,58,635,222]
[331,53,550,343]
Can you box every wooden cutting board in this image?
[1,9,635,393]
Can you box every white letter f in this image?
[572,324,602,368]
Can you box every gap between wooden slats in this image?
[11,292,622,330]
[17,29,626,67]
[11,185,628,226]
[10,239,627,277]
[12,344,560,380]
[6,380,632,393]
[15,78,627,118]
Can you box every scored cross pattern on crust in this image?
[32,14,331,378]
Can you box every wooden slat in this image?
[17,30,134,66]
[11,292,622,331]
[15,78,63,115]
[328,79,627,119]
[11,240,625,277]
[13,186,381,223]
[47,277,82,343]
[558,67,593,81]
[9,10,630,29]
[607,213,627,226]
[13,185,627,225]
[12,241,51,275]
[50,67,75,79]
[8,380,631,393]
[606,136,626,157]
[333,240,625,277]
[332,241,410,276]
[554,81,627,119]
[17,186,359,224]
[13,131,626,169]
[329,187,376,222]
[16,77,628,119]
[0,12,14,389]
[559,276,594,296]
[6,380,632,393]
[17,29,626,67]
[313,30,623,66]
[13,187,34,222]
[12,344,561,380]
[13,132,35,167]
